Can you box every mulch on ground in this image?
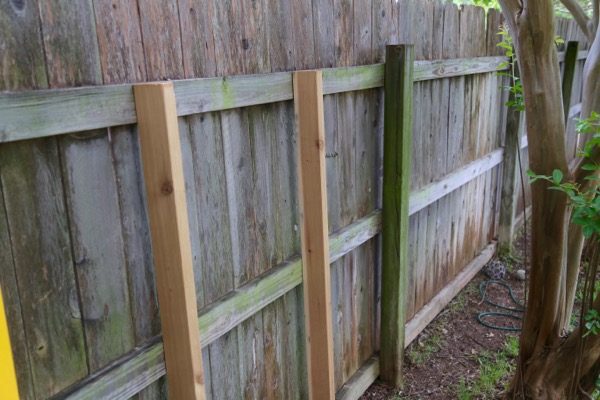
[362,231,530,399]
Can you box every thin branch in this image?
[594,0,599,35]
[498,0,521,39]
[560,0,593,41]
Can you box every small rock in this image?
[515,269,526,281]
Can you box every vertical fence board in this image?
[352,0,376,374]
[294,70,336,400]
[1,3,589,400]
[0,2,51,398]
[138,0,184,80]
[0,141,88,397]
[562,41,579,122]
[39,0,140,380]
[380,44,413,386]
[134,82,205,400]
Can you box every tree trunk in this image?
[496,1,600,398]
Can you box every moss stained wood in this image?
[0,2,588,399]
[380,44,414,386]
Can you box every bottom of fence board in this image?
[338,242,497,399]
[405,242,497,346]
[336,356,380,400]
[58,230,495,400]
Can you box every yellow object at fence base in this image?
[1,287,19,399]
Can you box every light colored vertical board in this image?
[333,0,358,382]
[291,0,317,70]
[267,0,294,72]
[187,113,235,305]
[137,0,184,80]
[59,133,136,370]
[0,0,48,90]
[110,125,164,400]
[212,0,244,76]
[407,80,423,317]
[262,300,285,400]
[441,2,461,285]
[92,5,164,397]
[372,0,398,62]
[0,141,88,397]
[498,78,522,249]
[282,287,308,400]
[396,0,415,44]
[237,315,266,399]
[92,0,146,83]
[209,330,242,400]
[431,3,450,291]
[209,108,243,399]
[179,118,206,310]
[352,0,375,375]
[266,1,309,395]
[380,44,413,387]
[444,4,464,277]
[458,5,479,271]
[294,70,336,400]
[38,0,101,87]
[0,2,50,398]
[240,4,272,395]
[486,11,505,239]
[313,0,336,69]
[176,4,223,396]
[208,1,244,395]
[413,0,435,312]
[134,82,205,400]
[178,0,218,78]
[470,7,489,261]
[39,0,138,380]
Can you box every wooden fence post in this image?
[293,70,335,400]
[380,44,414,387]
[562,41,579,122]
[498,61,523,252]
[134,82,205,400]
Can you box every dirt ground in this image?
[361,229,531,399]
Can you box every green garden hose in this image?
[477,280,525,332]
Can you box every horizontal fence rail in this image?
[50,140,502,399]
[0,56,509,143]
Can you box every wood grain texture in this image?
[0,56,509,143]
[134,82,205,400]
[0,140,88,396]
[405,243,496,345]
[0,2,51,398]
[59,133,135,370]
[409,149,504,215]
[2,4,583,399]
[294,70,335,399]
[137,0,183,80]
[335,356,379,400]
[380,45,413,386]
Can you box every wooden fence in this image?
[0,1,587,399]
[503,21,590,238]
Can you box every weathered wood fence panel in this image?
[0,1,588,399]
[511,18,590,229]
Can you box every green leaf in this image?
[552,169,563,184]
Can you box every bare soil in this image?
[361,230,531,399]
